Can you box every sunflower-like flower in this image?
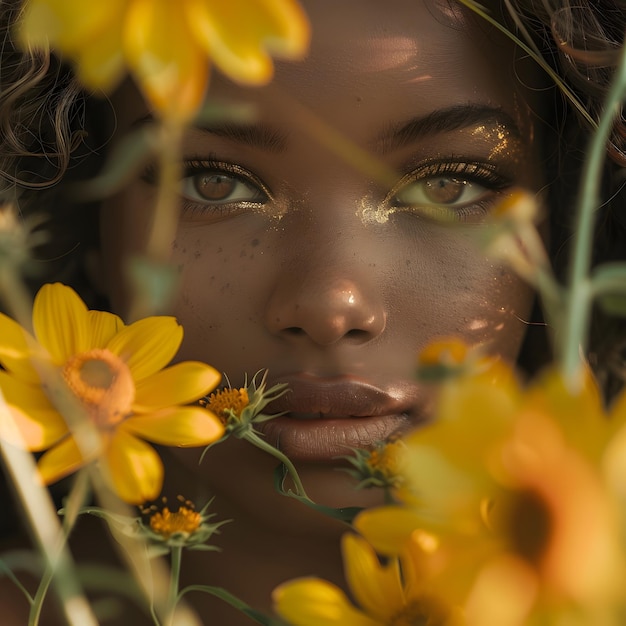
[274,531,462,626]
[342,439,406,492]
[201,370,288,440]
[0,282,223,503]
[140,495,227,552]
[356,344,626,623]
[17,0,310,121]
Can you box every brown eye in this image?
[194,174,237,201]
[394,176,484,209]
[423,178,466,204]
[181,168,266,205]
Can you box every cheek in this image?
[170,223,275,367]
[387,225,534,361]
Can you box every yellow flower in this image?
[0,283,223,503]
[140,495,226,550]
[274,532,462,626]
[343,439,406,491]
[149,502,201,539]
[18,0,310,121]
[199,370,288,439]
[356,355,626,623]
[203,386,249,425]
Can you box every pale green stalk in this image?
[165,546,183,626]
[245,431,309,499]
[128,120,183,322]
[0,422,97,626]
[560,41,626,385]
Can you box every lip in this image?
[255,374,426,462]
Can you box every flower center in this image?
[149,506,202,538]
[506,489,553,565]
[62,349,135,428]
[367,441,403,481]
[204,387,249,423]
[389,596,449,626]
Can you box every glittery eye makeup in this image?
[142,157,271,221]
[385,158,512,224]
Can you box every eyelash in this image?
[142,158,270,218]
[388,159,511,223]
[142,157,510,223]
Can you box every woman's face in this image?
[98,0,547,514]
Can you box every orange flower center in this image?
[149,506,202,538]
[505,489,553,566]
[367,441,403,480]
[205,387,249,423]
[62,349,134,428]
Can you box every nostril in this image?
[345,329,370,340]
[284,327,306,336]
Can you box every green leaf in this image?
[74,126,158,200]
[592,263,626,316]
[178,585,287,625]
[128,255,179,314]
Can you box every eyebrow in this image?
[195,122,288,153]
[377,104,523,153]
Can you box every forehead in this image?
[201,0,536,141]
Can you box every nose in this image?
[264,273,387,346]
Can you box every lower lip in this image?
[255,413,411,462]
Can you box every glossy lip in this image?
[255,374,427,463]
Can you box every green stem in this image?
[178,585,284,626]
[28,471,92,625]
[245,431,309,499]
[166,546,182,626]
[560,41,626,386]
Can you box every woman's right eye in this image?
[181,167,267,207]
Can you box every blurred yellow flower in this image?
[274,532,462,626]
[356,348,626,624]
[0,283,223,503]
[18,0,310,121]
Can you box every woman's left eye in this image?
[395,177,484,208]
[390,162,510,222]
[181,166,267,206]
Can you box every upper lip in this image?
[265,373,422,419]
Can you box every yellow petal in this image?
[88,310,125,349]
[105,430,163,504]
[18,0,127,51]
[37,436,84,485]
[354,506,429,556]
[33,283,91,364]
[134,361,221,411]
[0,402,63,452]
[0,312,42,384]
[121,406,224,447]
[0,372,67,450]
[187,0,309,84]
[124,0,209,121]
[273,578,379,626]
[106,316,182,382]
[74,33,126,91]
[342,533,404,622]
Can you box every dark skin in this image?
[2,1,552,624]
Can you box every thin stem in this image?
[28,470,92,625]
[245,431,309,499]
[166,546,183,626]
[560,41,626,386]
[128,119,183,322]
[0,436,98,626]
